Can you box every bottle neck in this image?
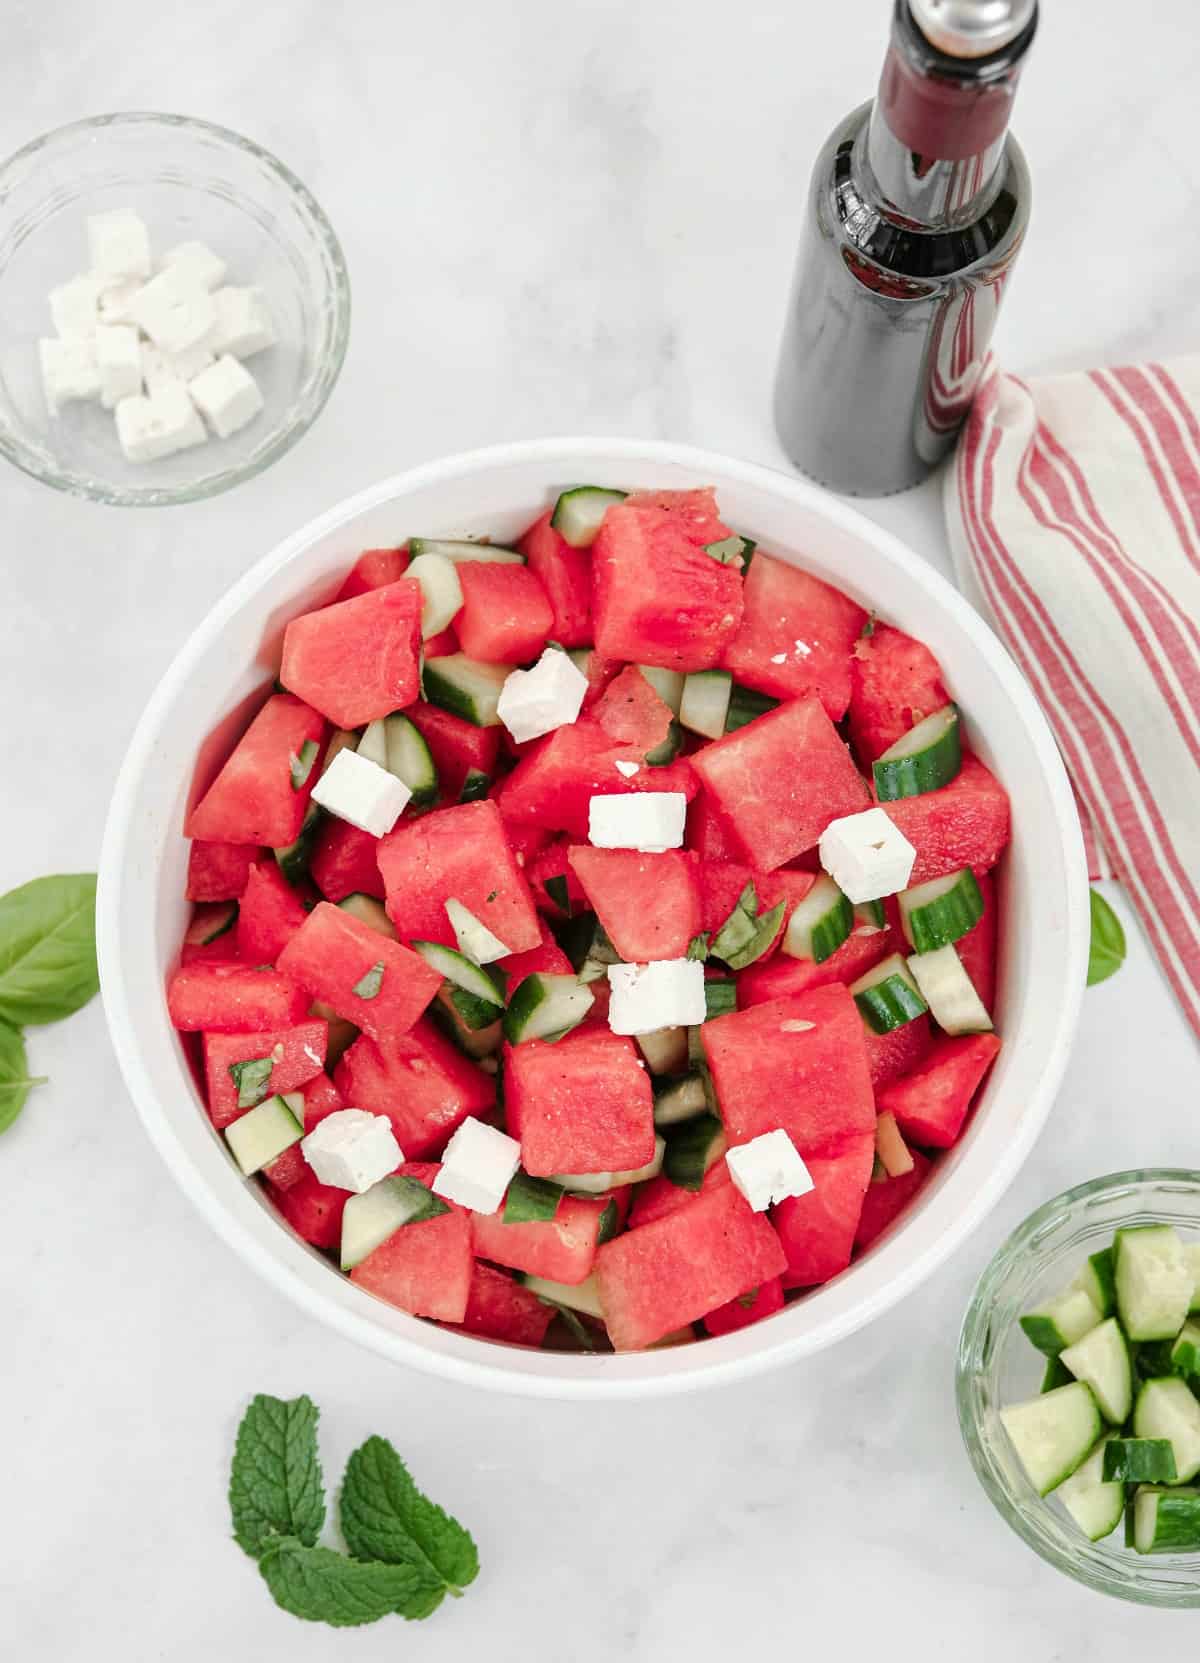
[861,0,1034,229]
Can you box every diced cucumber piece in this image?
[1170,1318,1200,1379]
[724,684,780,733]
[1073,1247,1117,1318]
[1041,1355,1074,1393]
[553,1135,665,1194]
[358,713,438,807]
[999,1382,1103,1496]
[662,1112,725,1191]
[679,669,732,740]
[503,1170,564,1223]
[521,1271,605,1320]
[459,768,492,803]
[897,867,984,953]
[874,1111,914,1178]
[703,978,737,1020]
[224,1093,303,1176]
[907,944,992,1035]
[1133,1486,1200,1554]
[850,953,928,1034]
[636,1025,689,1075]
[407,537,524,565]
[423,653,510,726]
[782,873,854,964]
[339,1173,450,1270]
[1115,1224,1193,1340]
[550,485,627,547]
[644,717,683,767]
[411,940,504,1006]
[1134,1338,1178,1385]
[1134,1377,1200,1482]
[1060,1317,1133,1424]
[1055,1437,1124,1542]
[430,985,502,1056]
[503,972,594,1044]
[854,898,886,929]
[653,1072,710,1127]
[274,801,321,884]
[556,913,620,973]
[1019,1284,1104,1356]
[184,900,238,946]
[636,664,684,715]
[337,893,398,938]
[1102,1438,1178,1484]
[444,897,510,965]
[710,881,785,971]
[872,704,962,801]
[1186,1242,1200,1313]
[406,550,464,638]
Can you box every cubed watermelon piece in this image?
[696,862,815,958]
[595,1180,787,1350]
[168,962,308,1033]
[185,694,327,847]
[685,791,742,863]
[376,799,541,956]
[526,837,589,917]
[702,984,874,1156]
[773,1131,875,1287]
[956,869,998,1014]
[737,923,896,1007]
[628,1160,731,1229]
[202,1018,328,1128]
[335,546,410,601]
[470,1191,610,1284]
[350,1164,473,1322]
[876,1032,1001,1149]
[180,938,241,967]
[277,902,442,1044]
[424,626,460,658]
[518,510,593,649]
[272,1169,350,1248]
[505,1028,655,1177]
[721,554,866,718]
[186,840,257,901]
[863,1012,934,1091]
[592,489,744,672]
[235,861,309,965]
[455,561,554,663]
[702,1275,785,1336]
[309,818,385,903]
[854,1150,933,1250]
[444,1263,555,1346]
[591,666,674,755]
[262,1141,309,1191]
[879,754,1010,884]
[280,580,423,728]
[298,1071,345,1130]
[495,721,698,839]
[498,933,574,993]
[581,649,624,707]
[567,846,700,962]
[333,1022,495,1157]
[690,696,871,871]
[406,700,501,803]
[848,623,950,765]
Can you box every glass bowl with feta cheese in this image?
[0,112,349,505]
[957,1169,1200,1607]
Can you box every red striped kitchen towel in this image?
[944,357,1200,1040]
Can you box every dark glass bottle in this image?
[774,0,1036,496]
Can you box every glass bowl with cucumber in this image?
[958,1170,1200,1606]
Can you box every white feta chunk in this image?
[128,267,216,353]
[39,337,101,412]
[141,339,216,394]
[49,274,103,338]
[588,792,686,852]
[607,958,706,1035]
[310,748,411,837]
[86,211,152,280]
[445,898,509,965]
[161,239,228,292]
[496,647,588,744]
[818,806,916,903]
[97,277,143,325]
[300,1108,401,1194]
[93,323,142,409]
[209,284,276,359]
[431,1116,521,1215]
[725,1130,814,1212]
[114,384,206,462]
[189,353,264,438]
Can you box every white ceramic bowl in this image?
[97,438,1090,1397]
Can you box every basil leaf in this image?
[703,534,755,567]
[258,1538,435,1627]
[686,932,709,961]
[340,1435,479,1596]
[0,1019,47,1135]
[0,873,99,1027]
[703,979,737,1021]
[230,1056,274,1109]
[352,961,386,1000]
[386,1175,451,1227]
[543,874,571,916]
[229,1393,325,1559]
[289,741,319,791]
[1087,888,1126,986]
[722,899,786,971]
[503,1169,564,1224]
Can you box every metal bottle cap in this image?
[908,0,1036,57]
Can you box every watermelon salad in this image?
[167,485,1010,1354]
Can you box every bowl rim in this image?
[97,436,1090,1396]
[0,110,351,506]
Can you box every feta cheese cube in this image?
[128,267,216,353]
[310,748,411,836]
[725,1129,814,1212]
[161,239,228,292]
[39,337,101,412]
[300,1109,402,1194]
[49,274,103,338]
[86,211,152,281]
[496,647,588,744]
[97,277,143,325]
[141,340,216,394]
[189,353,264,438]
[607,958,706,1034]
[209,285,276,359]
[114,383,207,462]
[588,792,687,852]
[94,323,142,409]
[818,807,916,903]
[431,1116,521,1215]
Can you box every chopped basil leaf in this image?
[352,961,386,1000]
[543,874,572,916]
[686,932,709,961]
[388,1174,451,1226]
[861,613,876,639]
[1087,888,1126,987]
[596,1198,620,1244]
[230,1056,274,1109]
[736,1288,760,1311]
[703,979,737,1020]
[289,740,319,791]
[503,1170,564,1224]
[703,534,755,568]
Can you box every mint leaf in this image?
[0,1019,47,1135]
[340,1436,479,1596]
[230,1056,274,1109]
[230,1393,325,1558]
[1087,888,1126,987]
[258,1538,436,1626]
[0,873,98,1027]
[352,961,385,1000]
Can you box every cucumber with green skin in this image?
[224,1093,303,1176]
[1133,1486,1200,1554]
[274,802,322,884]
[423,653,510,726]
[906,943,992,1035]
[897,867,984,953]
[340,1174,450,1270]
[1075,1247,1117,1318]
[1115,1224,1193,1341]
[1020,1284,1104,1356]
[410,940,505,1008]
[662,1112,726,1191]
[1060,1317,1133,1425]
[636,1026,689,1076]
[1102,1438,1178,1484]
[358,713,438,806]
[653,1072,710,1126]
[644,718,683,767]
[338,892,397,938]
[550,486,627,548]
[459,768,492,803]
[1170,1318,1200,1378]
[782,874,853,964]
[1055,1437,1125,1542]
[407,537,524,565]
[850,953,928,1034]
[872,704,961,801]
[1000,1382,1103,1496]
[724,684,780,733]
[637,665,684,715]
[430,985,502,1058]
[502,972,594,1044]
[1133,1377,1200,1483]
[679,669,732,740]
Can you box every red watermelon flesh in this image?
[180,938,241,967]
[685,791,742,862]
[277,902,442,1045]
[848,623,950,765]
[447,1262,557,1347]
[702,1275,785,1336]
[405,700,501,803]
[526,837,589,917]
[773,1131,874,1287]
[299,1071,345,1130]
[880,753,1010,884]
[737,923,896,1007]
[202,1018,328,1128]
[567,846,700,962]
[185,694,326,848]
[627,1160,731,1230]
[351,1165,472,1323]
[696,862,816,959]
[497,933,574,993]
[262,1142,308,1191]
[455,561,554,664]
[518,509,593,649]
[424,626,459,658]
[595,1180,787,1351]
[494,720,698,840]
[854,1150,933,1250]
[592,489,744,672]
[863,1012,934,1091]
[721,553,866,718]
[877,1032,1001,1149]
[591,666,674,755]
[581,649,624,708]
[168,962,308,1033]
[334,1024,494,1158]
[309,818,385,903]
[376,799,541,956]
[956,869,998,1014]
[235,861,309,966]
[186,839,257,902]
[702,984,874,1156]
[690,696,871,871]
[470,1191,610,1285]
[273,1169,349,1249]
[506,1028,655,1177]
[335,546,410,601]
[280,579,422,729]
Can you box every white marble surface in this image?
[3,0,1199,1653]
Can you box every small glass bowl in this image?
[0,113,350,505]
[957,1169,1200,1607]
